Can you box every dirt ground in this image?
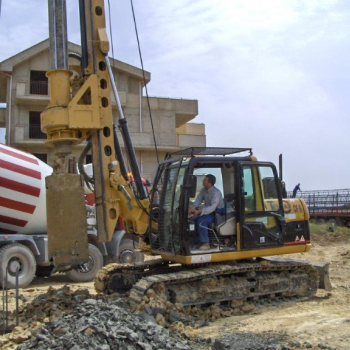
[1,225,350,349]
[193,227,350,349]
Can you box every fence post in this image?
[16,268,19,326]
[5,269,8,332]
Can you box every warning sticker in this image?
[191,255,212,264]
[295,236,300,241]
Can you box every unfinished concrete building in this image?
[0,39,205,181]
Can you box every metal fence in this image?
[0,268,19,335]
[29,125,47,139]
[288,189,350,214]
[30,81,48,95]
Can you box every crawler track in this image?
[94,259,319,309]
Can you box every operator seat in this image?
[215,193,236,236]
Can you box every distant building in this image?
[0,39,205,181]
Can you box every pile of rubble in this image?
[15,297,212,350]
[0,285,326,350]
[1,285,210,350]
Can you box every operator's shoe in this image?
[199,243,210,250]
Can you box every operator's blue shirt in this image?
[193,186,224,216]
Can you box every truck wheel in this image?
[0,243,36,289]
[119,239,138,264]
[119,239,138,263]
[66,244,103,283]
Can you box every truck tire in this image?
[0,243,36,289]
[118,239,138,263]
[66,244,103,283]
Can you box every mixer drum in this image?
[0,143,52,235]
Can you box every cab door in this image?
[150,158,184,255]
[239,162,285,250]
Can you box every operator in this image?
[189,174,224,250]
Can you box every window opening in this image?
[29,112,46,139]
[32,153,47,163]
[30,70,48,95]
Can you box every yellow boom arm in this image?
[42,0,149,268]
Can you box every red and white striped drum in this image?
[0,143,52,234]
[83,163,95,206]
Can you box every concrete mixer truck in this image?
[0,142,144,288]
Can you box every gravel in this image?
[16,298,212,350]
[0,285,336,350]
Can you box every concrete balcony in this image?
[176,122,206,148]
[118,132,172,150]
[115,131,202,152]
[15,82,50,107]
[145,97,198,127]
[13,126,206,155]
[128,132,153,148]
[178,134,206,148]
[174,98,198,114]
[15,81,126,108]
[177,122,204,135]
[111,89,127,107]
[124,131,205,151]
[13,125,47,146]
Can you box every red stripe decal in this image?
[0,146,38,165]
[0,196,36,214]
[0,177,40,197]
[0,214,27,227]
[0,159,41,180]
[0,226,17,234]
[285,241,311,245]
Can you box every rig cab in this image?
[150,147,311,265]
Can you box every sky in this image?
[0,0,349,191]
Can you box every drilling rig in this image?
[42,0,331,309]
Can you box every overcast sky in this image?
[0,0,349,191]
